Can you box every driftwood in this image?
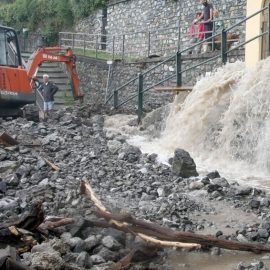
[106,248,138,270]
[80,180,199,249]
[95,210,270,254]
[37,217,75,235]
[42,157,60,171]
[0,246,29,270]
[80,180,270,254]
[0,202,73,253]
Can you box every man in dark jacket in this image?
[195,0,214,52]
[40,74,58,119]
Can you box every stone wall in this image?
[76,56,109,104]
[77,49,244,112]
[105,0,247,58]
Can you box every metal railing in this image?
[35,87,44,114]
[59,16,244,61]
[105,5,269,123]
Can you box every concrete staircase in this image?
[21,52,74,107]
[36,63,74,106]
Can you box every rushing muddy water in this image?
[104,60,270,269]
[168,251,270,270]
[106,59,270,189]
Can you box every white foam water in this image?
[129,58,270,188]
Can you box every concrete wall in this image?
[245,0,269,66]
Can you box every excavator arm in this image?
[26,47,83,100]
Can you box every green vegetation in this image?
[73,48,120,60]
[0,0,107,45]
[73,48,138,62]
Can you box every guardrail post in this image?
[83,34,86,56]
[112,36,115,60]
[113,90,118,109]
[122,34,125,61]
[72,33,75,49]
[137,73,144,124]
[221,29,228,64]
[95,35,98,58]
[58,33,61,48]
[177,23,181,52]
[176,51,182,86]
[268,3,270,56]
[147,31,151,58]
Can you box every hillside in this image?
[0,0,107,43]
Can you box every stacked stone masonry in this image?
[105,0,246,58]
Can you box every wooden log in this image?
[37,217,75,235]
[105,248,138,270]
[81,180,200,249]
[42,157,60,171]
[96,210,270,254]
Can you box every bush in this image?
[0,0,107,41]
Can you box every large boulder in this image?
[171,149,198,178]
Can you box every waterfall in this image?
[131,58,270,183]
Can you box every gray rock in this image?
[206,171,220,179]
[0,160,18,173]
[260,198,270,207]
[0,148,7,161]
[107,140,122,154]
[0,197,18,211]
[189,181,204,190]
[76,251,93,268]
[250,199,260,209]
[236,234,249,243]
[74,240,86,253]
[207,184,222,193]
[66,237,84,249]
[157,187,167,197]
[90,254,106,264]
[211,177,229,187]
[171,149,198,178]
[0,180,6,194]
[85,235,100,251]
[201,176,210,185]
[235,187,252,196]
[30,251,63,270]
[101,235,122,251]
[257,229,269,239]
[31,243,55,253]
[5,174,20,186]
[97,247,119,261]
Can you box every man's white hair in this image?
[43,74,49,78]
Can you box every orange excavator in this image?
[0,25,83,117]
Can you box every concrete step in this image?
[36,77,70,85]
[37,72,69,80]
[37,66,61,72]
[154,85,193,94]
[23,54,75,107]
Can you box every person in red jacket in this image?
[189,12,205,54]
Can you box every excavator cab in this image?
[0,26,34,116]
[0,26,22,67]
[0,25,82,117]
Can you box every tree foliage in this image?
[0,0,107,44]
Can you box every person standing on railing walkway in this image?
[195,0,214,52]
[189,12,205,54]
[40,74,58,120]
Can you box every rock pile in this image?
[1,104,270,269]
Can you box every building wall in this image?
[245,0,268,66]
